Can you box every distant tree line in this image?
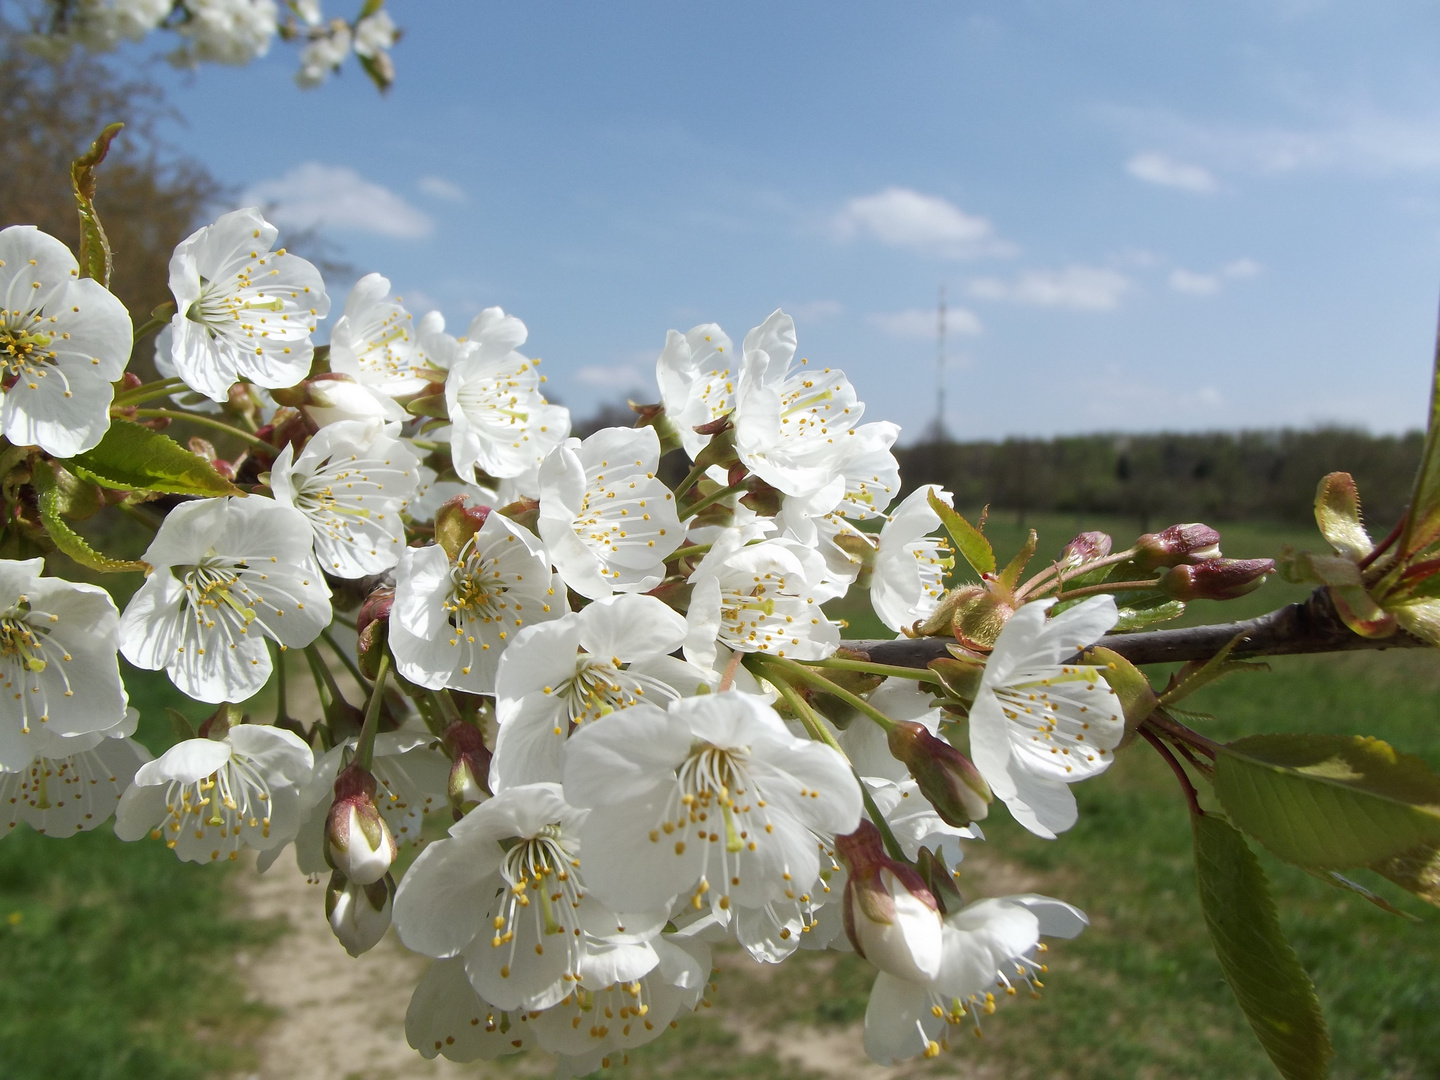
[897,428,1423,530]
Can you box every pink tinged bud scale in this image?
[442,721,492,819]
[325,763,398,885]
[1159,558,1274,601]
[1135,523,1223,569]
[886,721,992,827]
[835,820,944,982]
[325,869,394,957]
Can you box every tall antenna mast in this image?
[934,283,948,442]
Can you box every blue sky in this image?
[141,1,1440,442]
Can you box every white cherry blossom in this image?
[328,273,428,397]
[1,708,148,837]
[389,510,563,694]
[445,307,570,483]
[0,558,129,771]
[0,225,131,457]
[655,322,737,458]
[564,691,862,920]
[114,723,313,863]
[871,485,955,634]
[269,418,420,577]
[394,783,663,1013]
[491,594,711,790]
[684,530,841,671]
[166,207,328,402]
[537,426,682,598]
[119,496,332,703]
[968,596,1125,839]
[863,895,1086,1065]
[174,0,279,65]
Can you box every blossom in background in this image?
[166,207,328,402]
[389,510,562,694]
[296,20,352,87]
[269,418,420,577]
[490,593,709,790]
[394,783,663,1013]
[968,596,1125,839]
[1,707,148,837]
[537,426,682,598]
[863,894,1087,1064]
[0,558,130,772]
[328,273,428,398]
[352,8,397,56]
[871,485,954,633]
[684,530,841,671]
[0,226,131,457]
[114,723,314,863]
[445,307,569,483]
[118,496,332,703]
[37,0,172,52]
[564,691,862,920]
[655,322,737,458]
[173,0,279,65]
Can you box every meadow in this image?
[4,511,1437,1078]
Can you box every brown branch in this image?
[845,588,1428,668]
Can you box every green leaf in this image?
[1303,868,1419,921]
[31,462,146,574]
[64,419,242,498]
[928,491,994,577]
[71,123,123,287]
[1370,838,1440,908]
[1112,598,1186,631]
[1193,814,1332,1080]
[997,528,1037,591]
[1214,733,1440,869]
[1314,472,1373,561]
[165,708,197,743]
[1400,331,1440,557]
[1160,631,1268,707]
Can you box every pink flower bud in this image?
[325,764,397,885]
[886,721,992,827]
[1059,531,1113,568]
[325,870,393,957]
[1135,523,1223,568]
[442,721,492,819]
[1160,557,1274,601]
[835,820,944,981]
[434,495,492,561]
[356,587,393,681]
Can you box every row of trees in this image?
[896,428,1423,528]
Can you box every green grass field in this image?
[5,511,1437,1078]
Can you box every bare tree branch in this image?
[843,588,1428,668]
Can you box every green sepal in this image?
[928,492,994,578]
[1084,646,1157,732]
[63,419,243,498]
[997,528,1037,592]
[405,392,448,419]
[32,462,147,573]
[1193,814,1332,1080]
[166,708,198,743]
[1159,631,1268,708]
[72,123,123,286]
[1213,733,1440,870]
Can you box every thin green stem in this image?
[757,654,897,733]
[1015,546,1139,601]
[129,409,273,453]
[112,377,187,407]
[671,458,711,503]
[770,674,907,862]
[678,481,746,521]
[407,438,448,452]
[131,313,170,343]
[272,642,289,725]
[1053,578,1163,603]
[811,655,942,684]
[305,644,348,708]
[303,646,332,709]
[667,543,713,562]
[428,688,463,727]
[320,627,367,689]
[117,502,159,533]
[354,653,391,771]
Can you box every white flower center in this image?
[716,571,816,657]
[994,666,1113,774]
[490,826,585,981]
[915,942,1049,1058]
[555,655,680,729]
[0,602,73,730]
[444,537,509,632]
[152,754,274,860]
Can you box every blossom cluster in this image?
[0,206,1166,1073]
[26,0,399,88]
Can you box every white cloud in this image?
[967,266,1130,311]
[1223,258,1262,279]
[418,176,466,202]
[833,187,1014,258]
[573,364,649,389]
[1168,269,1221,296]
[241,163,433,239]
[783,300,844,323]
[1125,151,1218,193]
[868,307,982,340]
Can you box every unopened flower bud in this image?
[442,721,492,818]
[834,819,943,981]
[325,764,397,885]
[631,401,682,455]
[356,587,393,680]
[1135,523,1222,568]
[1160,557,1274,601]
[434,495,492,561]
[886,721,992,826]
[1059,531,1113,568]
[739,476,782,517]
[325,870,393,957]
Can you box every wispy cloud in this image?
[868,307,982,339]
[242,163,433,239]
[833,187,1014,258]
[783,300,844,324]
[1126,151,1218,193]
[417,175,467,202]
[573,364,649,389]
[967,267,1130,311]
[1168,258,1263,297]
